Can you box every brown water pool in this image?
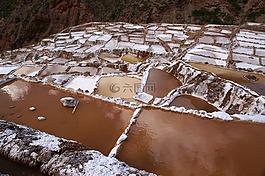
[145,69,182,98]
[0,155,44,176]
[117,109,265,176]
[97,76,141,98]
[121,54,142,63]
[170,95,217,112]
[189,63,265,95]
[0,80,133,155]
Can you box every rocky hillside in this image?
[0,0,264,51]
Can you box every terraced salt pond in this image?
[99,53,120,63]
[13,66,43,76]
[170,95,217,112]
[68,66,98,75]
[0,80,133,155]
[189,63,265,95]
[98,67,122,75]
[1,22,265,176]
[97,76,141,98]
[39,65,68,77]
[121,54,143,63]
[145,69,182,97]
[117,109,265,176]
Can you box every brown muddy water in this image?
[121,54,142,63]
[97,76,141,98]
[189,63,265,95]
[0,80,133,155]
[0,155,44,176]
[170,95,217,112]
[117,109,265,176]
[145,69,182,98]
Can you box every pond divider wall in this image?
[163,60,265,115]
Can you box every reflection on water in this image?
[1,81,31,101]
[0,155,44,176]
[145,69,182,98]
[189,63,265,95]
[0,80,133,155]
[170,95,217,112]
[117,109,265,176]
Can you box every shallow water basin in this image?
[0,80,133,155]
[68,66,98,75]
[99,53,120,63]
[189,63,265,95]
[170,95,217,112]
[42,74,72,85]
[97,76,141,98]
[145,69,182,98]
[39,65,68,77]
[117,109,265,176]
[98,67,122,75]
[121,54,143,63]
[13,66,43,76]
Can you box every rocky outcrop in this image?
[0,120,156,176]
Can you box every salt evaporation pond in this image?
[97,76,141,98]
[98,67,122,75]
[121,54,143,63]
[117,109,265,176]
[68,66,98,75]
[0,80,133,155]
[39,65,68,77]
[170,95,217,112]
[190,63,265,95]
[13,66,43,76]
[99,53,120,63]
[0,154,44,176]
[145,69,182,98]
